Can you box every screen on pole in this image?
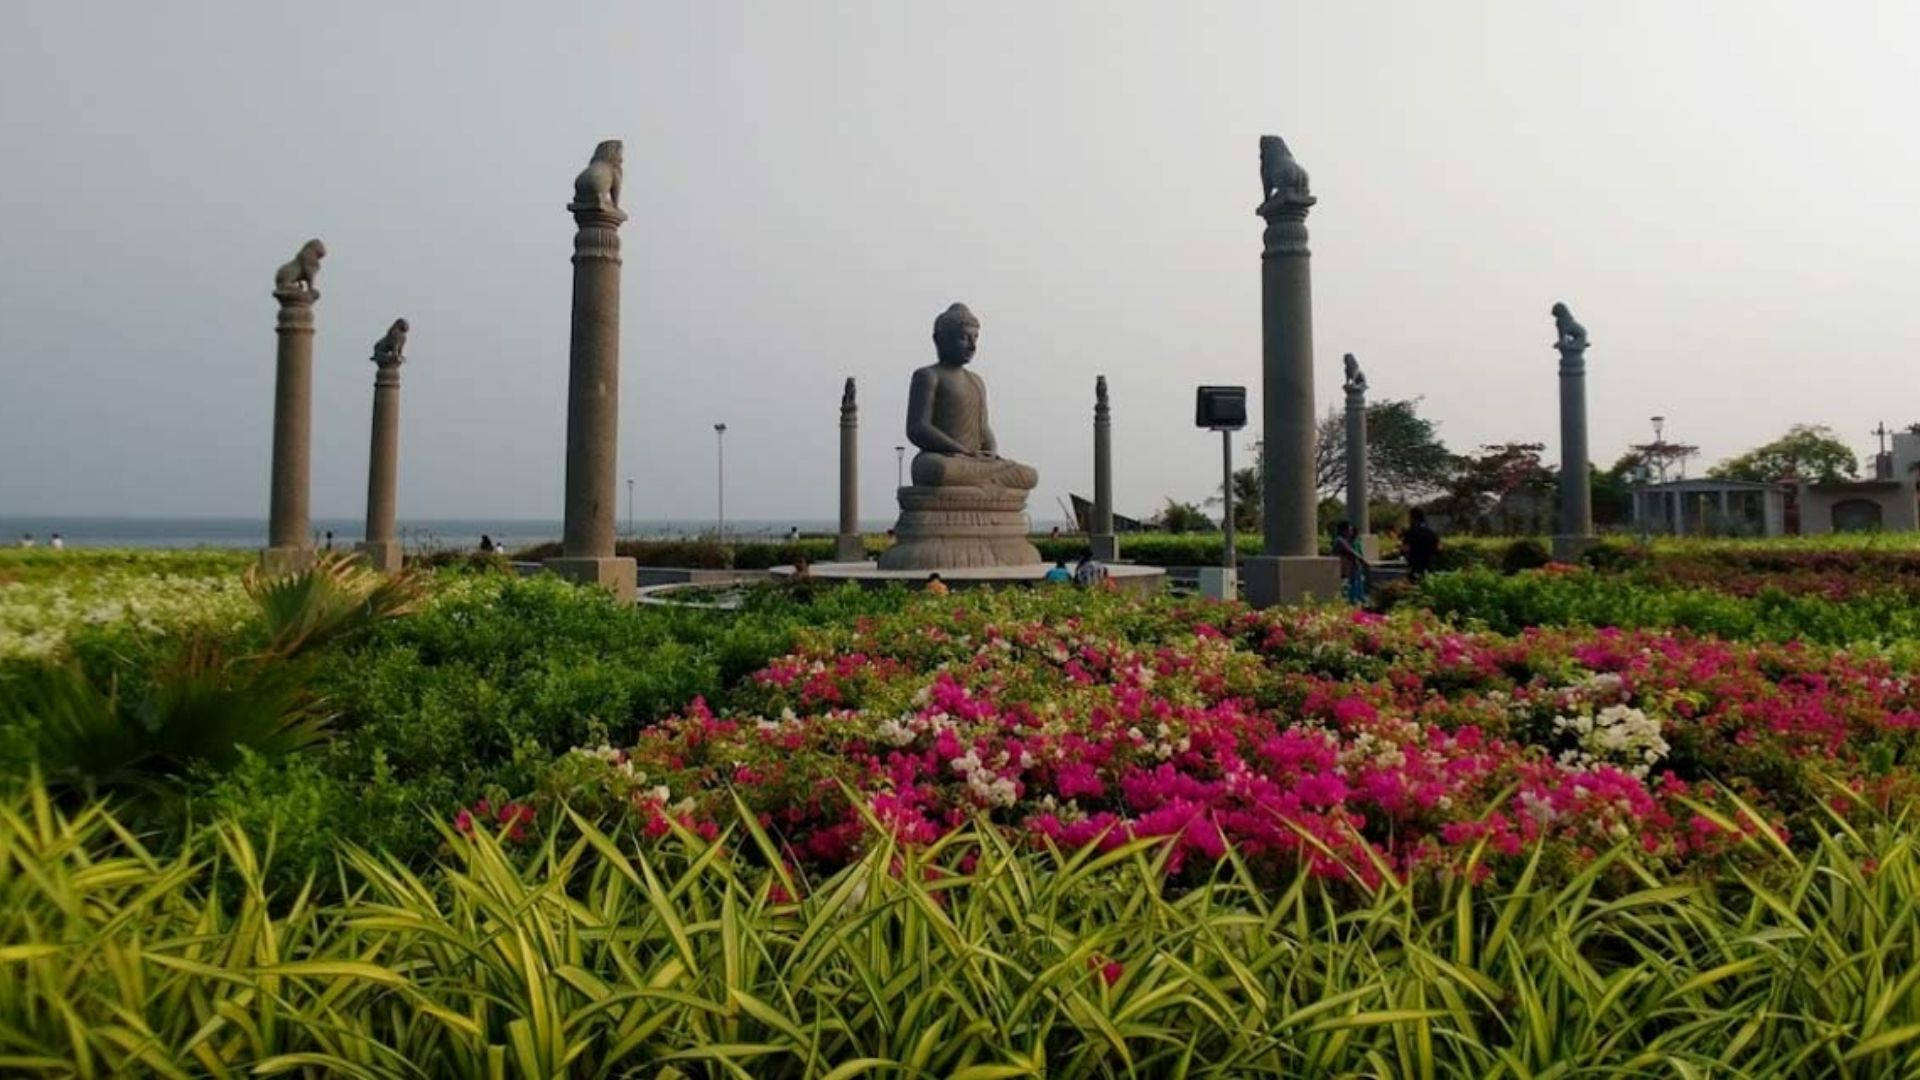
[1195,386,1247,431]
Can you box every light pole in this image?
[894,445,906,488]
[713,423,727,541]
[1650,416,1667,482]
[625,477,634,538]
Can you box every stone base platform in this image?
[877,486,1041,570]
[773,561,1165,594]
[545,555,637,602]
[355,539,403,573]
[1241,555,1343,608]
[1551,534,1600,563]
[259,545,316,576]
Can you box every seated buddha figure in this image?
[905,303,1039,491]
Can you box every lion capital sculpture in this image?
[273,239,325,299]
[371,318,409,365]
[1551,302,1589,352]
[571,140,624,215]
[1258,135,1313,212]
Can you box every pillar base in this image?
[1089,533,1119,561]
[1357,534,1382,562]
[356,539,404,573]
[259,546,315,576]
[834,534,867,562]
[1551,534,1599,563]
[545,556,637,602]
[1241,555,1342,609]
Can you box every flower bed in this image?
[543,591,1920,887]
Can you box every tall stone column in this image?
[1342,353,1378,561]
[264,238,326,575]
[835,378,864,561]
[357,319,408,572]
[1090,375,1118,560]
[547,140,637,600]
[1244,135,1341,606]
[1551,301,1596,561]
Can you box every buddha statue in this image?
[877,303,1042,570]
[906,303,1039,490]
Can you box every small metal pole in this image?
[1222,429,1237,574]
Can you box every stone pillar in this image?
[1244,135,1340,606]
[263,239,325,575]
[1341,354,1378,561]
[1551,302,1596,562]
[1090,375,1118,560]
[357,319,407,572]
[835,377,864,561]
[546,140,637,600]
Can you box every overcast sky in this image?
[4,1,1918,524]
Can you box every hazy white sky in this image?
[4,1,1918,523]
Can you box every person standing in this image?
[49,533,63,551]
[1402,508,1440,582]
[479,534,496,554]
[19,533,33,548]
[1333,521,1370,605]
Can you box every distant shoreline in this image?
[0,516,900,551]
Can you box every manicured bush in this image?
[1500,537,1551,574]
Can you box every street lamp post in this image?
[894,445,905,489]
[625,477,634,538]
[714,423,728,542]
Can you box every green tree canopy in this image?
[1708,424,1857,484]
[1314,398,1455,501]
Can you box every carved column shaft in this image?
[1259,203,1317,557]
[364,360,402,546]
[1557,343,1593,538]
[1091,376,1117,560]
[1345,382,1368,540]
[268,294,316,554]
[836,380,863,561]
[561,207,624,559]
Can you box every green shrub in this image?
[1500,538,1551,574]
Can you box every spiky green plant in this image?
[3,776,1920,1076]
[3,554,425,795]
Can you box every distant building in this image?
[1629,478,1786,537]
[1796,430,1920,535]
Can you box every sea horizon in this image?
[0,514,905,551]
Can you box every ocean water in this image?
[0,516,899,551]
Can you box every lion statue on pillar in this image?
[273,239,325,298]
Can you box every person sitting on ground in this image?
[1333,521,1371,605]
[1073,552,1109,589]
[1043,558,1073,584]
[479,534,496,554]
[1401,508,1440,582]
[925,572,949,596]
[49,533,63,551]
[19,534,33,549]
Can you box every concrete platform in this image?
[771,561,1165,593]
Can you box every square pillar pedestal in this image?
[834,534,866,562]
[1358,535,1382,562]
[1551,534,1599,563]
[1197,566,1236,601]
[259,546,316,576]
[545,556,637,602]
[356,540,404,573]
[1242,555,1342,608]
[1089,534,1119,561]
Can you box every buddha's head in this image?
[932,303,980,365]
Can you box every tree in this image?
[1428,442,1556,533]
[1314,398,1455,502]
[1621,439,1700,483]
[1153,498,1214,534]
[1709,424,1857,484]
[1205,463,1261,532]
